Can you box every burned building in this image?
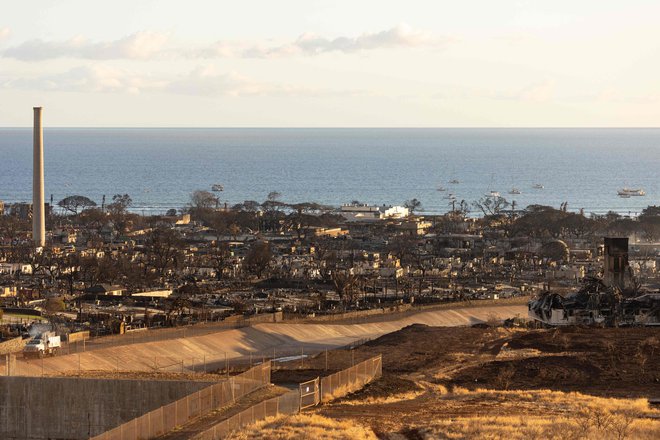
[528,237,660,326]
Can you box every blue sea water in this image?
[0,128,658,216]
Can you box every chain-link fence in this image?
[192,355,383,440]
[320,355,382,402]
[62,312,283,356]
[89,361,271,440]
[193,389,301,440]
[4,341,362,377]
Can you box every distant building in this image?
[308,227,349,238]
[0,286,18,297]
[396,220,433,236]
[0,263,33,275]
[132,289,173,298]
[175,214,191,225]
[10,203,32,220]
[85,284,125,296]
[340,203,409,222]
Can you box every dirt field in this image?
[266,324,660,439]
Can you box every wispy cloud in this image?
[1,64,371,98]
[2,24,447,61]
[3,31,170,61]
[166,67,308,96]
[4,65,162,94]
[199,23,446,58]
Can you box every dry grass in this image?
[340,389,425,405]
[420,414,660,440]
[322,385,659,439]
[446,387,655,414]
[322,380,374,402]
[418,389,660,439]
[227,413,377,440]
[422,416,575,440]
[322,383,354,402]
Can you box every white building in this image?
[340,204,409,222]
[0,263,33,275]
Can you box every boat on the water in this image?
[449,179,460,184]
[487,190,501,198]
[533,183,544,189]
[618,188,645,197]
[211,184,224,192]
[509,188,521,195]
[437,186,447,192]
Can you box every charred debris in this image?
[529,237,660,326]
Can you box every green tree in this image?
[404,198,422,215]
[107,194,132,214]
[58,195,96,214]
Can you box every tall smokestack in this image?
[33,107,45,247]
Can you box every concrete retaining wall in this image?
[10,304,526,376]
[0,376,216,439]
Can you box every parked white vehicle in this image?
[23,332,61,358]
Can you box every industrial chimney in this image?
[33,107,45,247]
[602,237,631,292]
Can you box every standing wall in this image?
[0,376,215,439]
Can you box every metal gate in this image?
[299,377,320,409]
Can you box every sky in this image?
[1,0,659,127]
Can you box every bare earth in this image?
[285,324,660,439]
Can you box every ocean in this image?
[0,128,658,216]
